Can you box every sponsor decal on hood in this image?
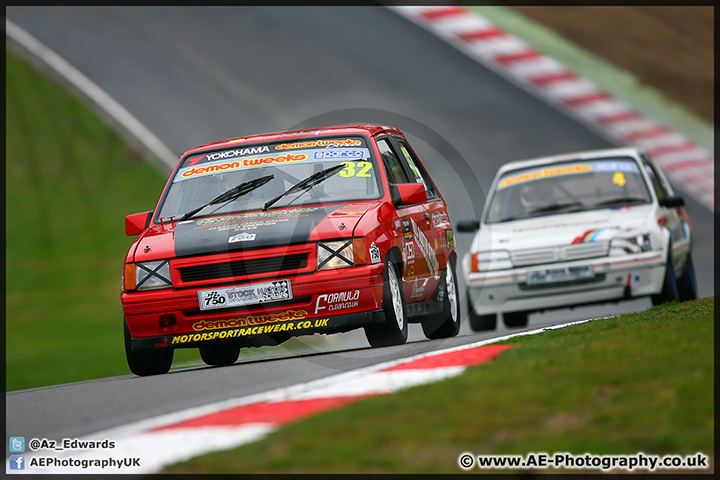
[175,206,341,257]
[173,202,377,257]
[228,232,256,243]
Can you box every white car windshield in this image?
[485,157,652,224]
[157,135,382,220]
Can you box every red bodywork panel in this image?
[122,124,455,350]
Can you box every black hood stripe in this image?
[174,206,345,257]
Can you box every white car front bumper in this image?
[466,251,666,315]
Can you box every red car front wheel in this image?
[124,319,173,376]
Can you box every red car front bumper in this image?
[123,263,387,351]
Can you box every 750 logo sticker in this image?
[198,279,292,310]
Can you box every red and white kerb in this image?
[388,6,714,210]
[11,343,513,474]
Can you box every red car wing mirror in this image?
[125,211,153,236]
[392,183,427,207]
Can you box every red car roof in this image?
[183,123,400,156]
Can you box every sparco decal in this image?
[315,290,360,314]
[313,149,365,160]
[410,218,439,276]
[192,309,308,331]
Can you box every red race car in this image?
[122,124,460,375]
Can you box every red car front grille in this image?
[171,244,316,288]
[179,254,307,283]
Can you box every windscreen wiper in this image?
[592,197,648,209]
[528,201,584,215]
[495,214,531,223]
[262,163,345,211]
[180,175,274,221]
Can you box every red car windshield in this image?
[157,136,383,220]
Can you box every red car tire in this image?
[364,252,408,347]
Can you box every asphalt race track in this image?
[6,6,715,447]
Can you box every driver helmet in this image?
[519,180,553,209]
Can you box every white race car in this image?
[457,147,696,331]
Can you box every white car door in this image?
[640,152,691,271]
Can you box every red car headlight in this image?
[317,238,367,270]
[123,260,172,291]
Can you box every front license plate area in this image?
[198,279,292,310]
[526,265,594,285]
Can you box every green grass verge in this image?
[164,297,714,474]
[4,49,208,391]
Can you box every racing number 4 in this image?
[340,161,372,178]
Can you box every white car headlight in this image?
[471,250,512,272]
[609,234,652,256]
[317,240,355,270]
[123,260,172,291]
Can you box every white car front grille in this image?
[511,241,609,267]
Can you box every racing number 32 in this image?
[340,161,372,178]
